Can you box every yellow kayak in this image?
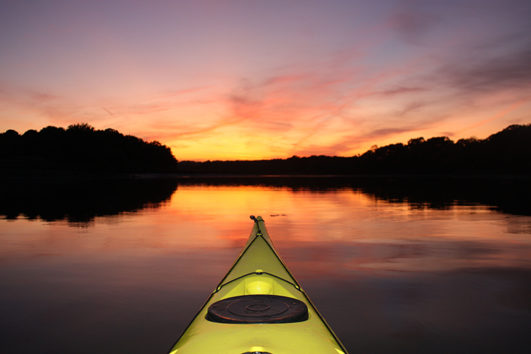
[168,216,347,354]
[170,216,346,354]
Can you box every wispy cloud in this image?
[388,7,441,44]
[1,0,530,159]
[395,101,427,117]
[443,43,531,93]
[371,87,427,97]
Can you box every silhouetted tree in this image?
[0,123,178,173]
[175,124,531,175]
[1,123,530,175]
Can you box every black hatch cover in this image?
[206,295,308,324]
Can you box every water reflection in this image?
[0,178,530,353]
[1,176,530,227]
[174,175,531,216]
[0,177,178,225]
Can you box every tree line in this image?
[0,123,529,174]
[0,123,178,173]
[178,124,531,175]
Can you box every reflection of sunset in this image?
[2,184,531,353]
[2,186,530,276]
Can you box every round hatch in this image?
[206,295,308,323]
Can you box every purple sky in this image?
[1,0,530,160]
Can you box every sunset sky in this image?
[1,0,530,160]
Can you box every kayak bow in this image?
[168,216,347,354]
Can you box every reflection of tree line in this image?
[352,176,531,216]
[0,178,178,225]
[173,176,531,216]
[1,175,528,226]
[1,124,529,175]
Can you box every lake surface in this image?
[1,176,530,353]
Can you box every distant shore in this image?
[1,123,530,175]
[2,168,530,183]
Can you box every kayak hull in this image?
[169,216,347,354]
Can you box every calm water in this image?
[1,177,530,353]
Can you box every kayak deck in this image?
[168,216,347,354]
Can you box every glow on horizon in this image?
[1,0,530,161]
